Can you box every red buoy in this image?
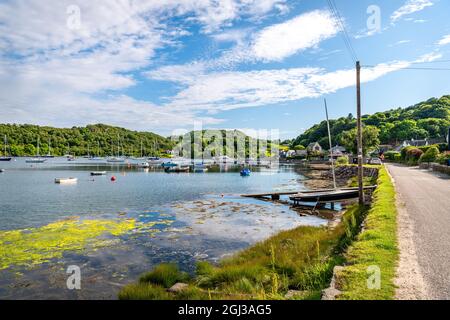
[111,176,116,181]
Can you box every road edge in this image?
[386,164,430,300]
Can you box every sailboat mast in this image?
[3,135,6,155]
[324,99,337,189]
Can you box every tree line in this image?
[0,123,173,157]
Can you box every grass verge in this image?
[336,166,398,299]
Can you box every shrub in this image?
[401,146,415,160]
[293,145,305,150]
[139,263,189,287]
[384,151,400,161]
[419,146,440,163]
[405,148,423,162]
[336,156,349,165]
[436,152,450,165]
[436,143,448,153]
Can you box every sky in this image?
[1,0,450,140]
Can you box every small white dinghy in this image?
[55,177,78,184]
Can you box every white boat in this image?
[137,162,150,168]
[0,169,5,173]
[26,137,47,163]
[0,135,12,161]
[26,158,47,163]
[107,157,125,163]
[107,135,125,163]
[214,156,234,164]
[193,164,208,173]
[90,171,107,176]
[55,177,78,184]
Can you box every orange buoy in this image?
[111,176,116,181]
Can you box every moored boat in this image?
[90,171,107,176]
[55,177,78,184]
[136,162,150,168]
[240,168,251,176]
[107,157,125,163]
[193,164,208,173]
[161,161,177,168]
[164,165,190,173]
[0,135,12,161]
[26,158,47,163]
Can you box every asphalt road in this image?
[387,164,450,299]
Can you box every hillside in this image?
[177,129,279,158]
[0,124,173,157]
[290,95,450,149]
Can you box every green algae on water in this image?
[0,217,173,270]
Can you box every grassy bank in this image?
[119,166,398,300]
[336,166,398,299]
[119,204,369,300]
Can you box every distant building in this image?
[395,138,446,151]
[295,150,308,157]
[330,145,346,157]
[307,142,322,153]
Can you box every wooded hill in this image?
[289,95,450,149]
[0,124,172,157]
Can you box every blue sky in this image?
[0,0,449,139]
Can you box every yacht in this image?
[0,135,12,161]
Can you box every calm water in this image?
[0,158,327,299]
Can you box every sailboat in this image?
[42,138,55,158]
[0,135,12,161]
[88,141,103,160]
[107,135,125,163]
[148,139,161,163]
[26,137,47,163]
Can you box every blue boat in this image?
[161,162,178,168]
[240,168,251,176]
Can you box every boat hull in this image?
[290,189,360,202]
[55,178,78,184]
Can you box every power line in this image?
[326,0,358,63]
[410,59,450,65]
[362,64,450,71]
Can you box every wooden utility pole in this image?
[324,99,337,190]
[356,61,364,205]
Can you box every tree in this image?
[419,146,440,163]
[339,125,380,155]
[293,145,305,150]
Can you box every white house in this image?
[307,142,322,153]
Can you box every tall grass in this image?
[139,263,189,287]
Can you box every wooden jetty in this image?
[241,186,377,201]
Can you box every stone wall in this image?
[419,162,450,175]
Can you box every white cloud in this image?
[437,35,450,46]
[154,60,417,113]
[147,51,442,114]
[0,0,286,131]
[148,9,340,73]
[251,10,338,61]
[391,0,434,22]
[389,40,411,47]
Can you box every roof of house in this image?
[307,142,321,148]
